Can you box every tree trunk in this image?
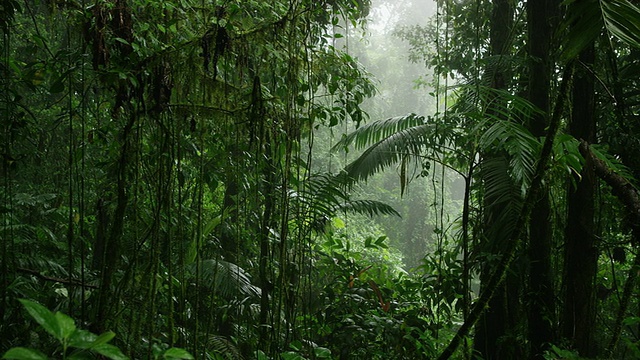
[563,44,597,356]
[473,0,516,358]
[93,115,135,333]
[526,0,557,358]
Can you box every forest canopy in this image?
[3,0,640,359]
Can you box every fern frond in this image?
[291,172,399,233]
[478,156,523,248]
[455,84,543,124]
[332,113,428,151]
[189,259,261,299]
[208,335,244,360]
[344,123,435,182]
[337,199,401,217]
[479,120,540,187]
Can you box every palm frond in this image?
[188,259,261,299]
[208,335,244,360]
[332,113,428,151]
[601,0,640,49]
[336,199,401,217]
[293,172,350,217]
[478,156,523,248]
[560,0,640,61]
[475,120,539,248]
[343,123,435,182]
[462,85,543,124]
[478,120,540,187]
[291,172,400,232]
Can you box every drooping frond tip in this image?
[332,113,428,151]
[342,120,435,182]
[338,199,401,218]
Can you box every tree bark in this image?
[438,63,574,360]
[93,114,135,333]
[562,45,597,357]
[526,0,557,358]
[473,0,516,358]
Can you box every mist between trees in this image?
[2,0,640,359]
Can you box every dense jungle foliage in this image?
[3,0,640,359]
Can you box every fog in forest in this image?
[314,0,466,270]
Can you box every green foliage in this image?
[2,300,195,360]
[189,259,261,299]
[6,0,640,359]
[335,114,439,188]
[302,214,451,359]
[561,0,640,61]
[543,345,584,360]
[2,299,128,360]
[158,348,194,360]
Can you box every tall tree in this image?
[526,0,558,358]
[473,0,520,358]
[562,42,597,356]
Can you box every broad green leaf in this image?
[162,348,194,359]
[151,343,164,359]
[92,343,128,360]
[54,312,76,339]
[289,340,303,351]
[332,217,345,229]
[114,37,130,45]
[280,352,306,360]
[18,299,61,341]
[2,347,47,360]
[314,347,332,358]
[49,68,76,94]
[364,237,373,248]
[375,236,389,249]
[623,316,640,326]
[560,0,603,61]
[69,330,114,350]
[202,216,221,237]
[67,352,94,360]
[68,329,98,349]
[90,331,116,348]
[602,0,640,48]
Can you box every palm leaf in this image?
[478,156,523,250]
[455,84,543,124]
[478,120,540,187]
[208,335,244,360]
[342,122,436,182]
[188,259,261,299]
[561,0,640,61]
[335,87,541,186]
[333,113,428,151]
[336,199,400,218]
[602,0,640,48]
[293,172,400,232]
[561,0,604,61]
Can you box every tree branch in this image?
[579,140,640,355]
[17,268,98,289]
[579,141,640,224]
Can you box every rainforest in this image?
[3,0,640,359]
